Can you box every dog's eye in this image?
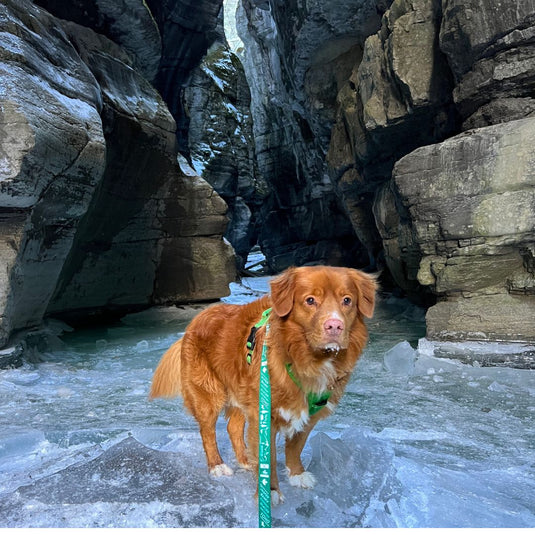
[343,296,352,306]
[305,297,316,306]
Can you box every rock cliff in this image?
[184,13,266,270]
[369,0,535,341]
[222,0,534,342]
[231,0,389,272]
[1,0,534,349]
[0,0,235,348]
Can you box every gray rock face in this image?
[308,0,535,342]
[376,118,535,341]
[0,0,235,347]
[226,0,388,271]
[35,0,162,82]
[0,0,106,344]
[326,0,458,271]
[2,0,534,347]
[184,17,266,270]
[440,0,535,128]
[337,0,456,160]
[148,0,225,154]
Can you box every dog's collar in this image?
[246,308,272,365]
[285,363,332,416]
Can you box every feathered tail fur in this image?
[149,338,183,399]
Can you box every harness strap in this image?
[246,307,272,364]
[285,363,332,416]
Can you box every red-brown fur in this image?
[150,266,377,501]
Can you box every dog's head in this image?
[269,266,377,354]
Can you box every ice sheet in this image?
[0,283,534,528]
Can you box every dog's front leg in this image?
[248,417,284,505]
[284,411,324,489]
[269,426,284,505]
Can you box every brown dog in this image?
[150,266,377,502]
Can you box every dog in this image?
[149,265,377,502]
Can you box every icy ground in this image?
[0,276,534,528]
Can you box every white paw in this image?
[271,489,285,506]
[287,470,316,489]
[210,463,234,477]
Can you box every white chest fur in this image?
[278,407,309,438]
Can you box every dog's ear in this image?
[270,267,297,317]
[350,270,378,319]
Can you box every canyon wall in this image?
[216,0,535,342]
[0,0,235,348]
[1,0,534,349]
[368,0,535,341]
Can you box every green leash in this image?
[256,308,272,528]
[246,308,272,527]
[249,307,331,527]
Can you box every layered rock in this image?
[368,0,535,341]
[377,118,535,341]
[0,0,235,347]
[184,16,267,270]
[229,0,389,271]
[440,0,535,129]
[327,0,458,274]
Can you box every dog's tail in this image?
[149,338,183,400]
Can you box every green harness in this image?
[246,309,332,416]
[284,363,332,416]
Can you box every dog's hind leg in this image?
[200,414,234,477]
[181,361,232,476]
[226,407,250,469]
[186,387,233,476]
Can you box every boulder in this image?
[426,295,535,343]
[376,117,535,341]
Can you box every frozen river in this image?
[0,276,534,528]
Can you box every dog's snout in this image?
[324,317,344,336]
